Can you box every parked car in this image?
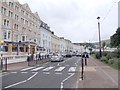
[50,54,64,62]
[76,54,81,57]
[66,54,72,58]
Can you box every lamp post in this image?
[97,16,102,58]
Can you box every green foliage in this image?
[102,42,106,51]
[102,51,109,57]
[101,57,109,63]
[108,59,115,64]
[110,27,120,47]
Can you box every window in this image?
[3,19,9,27]
[26,13,28,17]
[21,18,24,23]
[3,19,6,26]
[9,2,14,7]
[3,32,7,39]
[15,6,19,11]
[14,24,18,30]
[1,7,6,15]
[20,47,24,52]
[8,31,11,39]
[8,11,13,18]
[21,10,24,15]
[15,14,19,21]
[25,20,28,25]
[7,20,9,26]
[22,36,25,41]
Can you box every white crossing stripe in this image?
[55,67,65,72]
[42,67,54,71]
[21,67,34,71]
[31,67,44,71]
[68,67,76,72]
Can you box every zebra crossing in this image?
[20,66,78,73]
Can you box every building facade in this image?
[40,21,52,55]
[51,32,60,53]
[0,0,41,55]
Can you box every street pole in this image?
[97,16,102,58]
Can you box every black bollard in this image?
[85,57,87,66]
[5,58,7,71]
[81,57,84,80]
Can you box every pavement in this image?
[1,56,119,89]
[2,58,50,71]
[78,56,118,88]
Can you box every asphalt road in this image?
[2,56,82,89]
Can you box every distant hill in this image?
[94,39,110,46]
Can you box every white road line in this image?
[42,67,54,71]
[57,63,60,66]
[21,72,28,74]
[11,72,17,74]
[43,72,50,74]
[27,72,38,81]
[75,63,77,67]
[61,73,74,89]
[55,73,62,75]
[91,58,118,86]
[0,73,9,77]
[55,67,65,72]
[31,67,44,71]
[21,67,34,71]
[68,67,76,72]
[4,80,27,89]
[4,72,38,89]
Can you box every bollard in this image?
[85,57,87,66]
[81,58,84,80]
[0,59,3,70]
[5,57,7,71]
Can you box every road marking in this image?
[61,73,74,89]
[55,67,65,72]
[11,72,17,74]
[4,80,27,89]
[42,67,54,71]
[21,72,28,74]
[27,72,38,81]
[68,67,76,72]
[65,65,69,66]
[55,72,62,75]
[32,72,37,74]
[75,63,77,67]
[31,67,44,71]
[21,67,34,71]
[43,72,50,74]
[57,63,60,66]
[4,72,38,89]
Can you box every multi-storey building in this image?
[0,0,41,55]
[51,32,60,53]
[40,21,52,55]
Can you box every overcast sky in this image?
[19,0,118,43]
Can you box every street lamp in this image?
[97,16,102,58]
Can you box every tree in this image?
[102,42,106,52]
[110,27,120,47]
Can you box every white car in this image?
[50,54,64,62]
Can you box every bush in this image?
[108,58,115,65]
[101,57,109,63]
[102,51,109,57]
[111,59,119,69]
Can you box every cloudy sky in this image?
[19,0,118,43]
